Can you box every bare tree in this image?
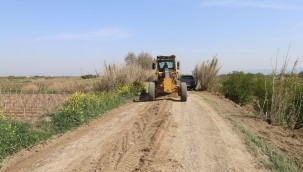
[125,52,137,65]
[137,52,153,70]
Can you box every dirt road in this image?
[1,92,265,172]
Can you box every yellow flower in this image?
[0,108,6,121]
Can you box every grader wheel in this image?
[180,82,187,102]
[148,82,155,101]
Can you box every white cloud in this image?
[43,28,130,41]
[201,0,303,11]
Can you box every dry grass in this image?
[22,84,39,93]
[0,77,97,94]
[193,56,220,91]
[95,63,153,92]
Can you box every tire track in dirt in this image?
[1,98,177,172]
[170,93,266,172]
[93,98,175,172]
[1,101,154,172]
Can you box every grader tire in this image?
[148,82,156,101]
[180,82,187,102]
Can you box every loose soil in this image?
[1,92,270,172]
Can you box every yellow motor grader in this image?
[148,55,187,101]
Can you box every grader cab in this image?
[148,55,187,101]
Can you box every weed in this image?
[227,116,298,172]
[0,109,52,167]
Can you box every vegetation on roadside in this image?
[193,56,220,91]
[0,110,52,166]
[51,83,144,132]
[220,58,303,129]
[94,52,154,92]
[222,72,255,105]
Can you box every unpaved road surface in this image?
[1,92,265,172]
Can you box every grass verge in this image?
[227,116,296,172]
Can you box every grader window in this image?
[158,61,174,71]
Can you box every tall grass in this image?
[220,52,303,129]
[94,63,152,92]
[266,57,303,129]
[193,56,220,91]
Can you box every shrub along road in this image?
[1,92,267,172]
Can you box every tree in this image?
[124,52,137,65]
[137,52,153,70]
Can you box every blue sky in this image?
[1,0,303,76]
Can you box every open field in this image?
[0,76,97,124]
[0,76,97,94]
[0,94,68,124]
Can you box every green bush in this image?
[81,74,96,79]
[222,72,254,105]
[252,74,273,114]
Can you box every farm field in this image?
[0,94,68,124]
[0,76,97,124]
[0,76,97,94]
